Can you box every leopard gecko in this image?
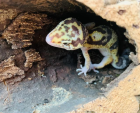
[46,17,130,76]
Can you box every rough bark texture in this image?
[0,56,24,82]
[69,0,140,112]
[0,9,19,33]
[0,11,57,82]
[24,49,43,68]
[0,0,90,13]
[2,13,50,49]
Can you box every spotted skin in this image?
[47,18,88,50]
[46,18,130,76]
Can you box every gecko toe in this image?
[76,69,82,72]
[93,69,99,73]
[84,72,87,76]
[78,72,83,76]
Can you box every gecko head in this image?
[46,17,89,50]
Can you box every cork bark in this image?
[24,49,43,68]
[2,13,49,49]
[0,56,25,82]
[69,0,140,112]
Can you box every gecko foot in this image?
[88,64,99,73]
[76,65,88,76]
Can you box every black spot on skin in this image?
[82,25,89,42]
[61,32,65,35]
[118,10,126,15]
[71,38,84,47]
[53,33,60,38]
[110,40,118,50]
[66,33,75,38]
[77,21,82,26]
[58,27,62,31]
[64,18,82,26]
[53,32,65,38]
[106,28,112,35]
[71,33,75,37]
[64,26,70,32]
[105,35,112,45]
[89,28,106,34]
[64,18,76,24]
[87,36,93,44]
[72,25,79,34]
[101,25,112,35]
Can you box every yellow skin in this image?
[46,18,128,76]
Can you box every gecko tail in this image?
[111,48,131,69]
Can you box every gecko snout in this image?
[46,34,52,45]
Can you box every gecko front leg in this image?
[76,47,90,76]
[76,47,99,76]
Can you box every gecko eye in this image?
[61,40,71,45]
[63,43,69,45]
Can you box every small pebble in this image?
[44,99,49,103]
[28,78,32,80]
[33,110,40,113]
[102,76,111,84]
